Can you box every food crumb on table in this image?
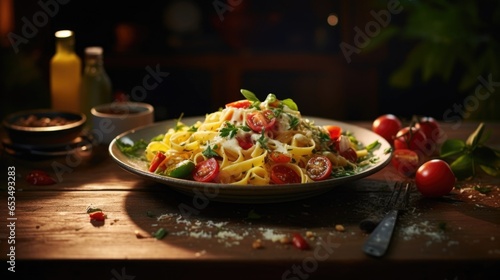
[252,239,264,249]
[335,224,345,232]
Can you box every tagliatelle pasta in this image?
[144,90,379,185]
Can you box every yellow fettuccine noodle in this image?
[145,97,357,185]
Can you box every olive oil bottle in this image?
[50,30,82,113]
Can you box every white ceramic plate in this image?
[109,116,392,203]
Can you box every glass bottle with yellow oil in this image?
[50,30,82,113]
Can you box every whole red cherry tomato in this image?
[372,114,402,144]
[415,159,456,197]
[415,116,443,144]
[394,126,428,154]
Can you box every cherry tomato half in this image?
[26,170,56,185]
[372,114,402,144]
[236,135,253,150]
[391,149,420,177]
[269,151,292,163]
[226,100,251,109]
[246,110,276,132]
[324,125,342,141]
[192,157,220,182]
[340,148,358,163]
[394,126,428,154]
[270,164,301,184]
[415,159,456,197]
[306,155,333,181]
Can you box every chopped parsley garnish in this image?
[219,122,250,138]
[188,125,198,132]
[366,140,381,151]
[174,113,185,131]
[288,115,299,129]
[203,144,220,158]
[116,138,148,159]
[257,130,269,150]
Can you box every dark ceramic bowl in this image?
[2,109,86,146]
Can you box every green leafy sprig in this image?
[219,122,250,138]
[440,123,500,180]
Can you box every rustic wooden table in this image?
[1,121,499,280]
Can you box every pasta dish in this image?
[142,90,380,185]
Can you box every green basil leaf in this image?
[450,154,475,180]
[440,139,466,158]
[240,89,260,102]
[265,93,277,104]
[473,146,500,168]
[366,140,381,151]
[479,165,499,177]
[465,122,484,148]
[282,98,298,111]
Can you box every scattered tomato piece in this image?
[89,211,106,221]
[291,232,310,250]
[26,170,56,185]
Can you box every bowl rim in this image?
[90,102,154,118]
[2,109,86,132]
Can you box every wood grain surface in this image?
[1,121,499,280]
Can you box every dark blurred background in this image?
[1,0,499,122]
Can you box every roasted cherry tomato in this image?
[269,151,292,163]
[306,155,332,181]
[246,110,276,132]
[236,135,253,150]
[415,159,456,197]
[415,116,444,155]
[340,148,358,163]
[394,126,428,154]
[270,164,301,184]
[324,125,342,141]
[415,116,443,143]
[391,149,420,177]
[291,232,310,250]
[149,152,167,172]
[26,170,56,185]
[89,211,106,221]
[192,157,220,182]
[334,136,358,163]
[226,100,251,109]
[372,114,402,144]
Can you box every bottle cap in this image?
[55,30,74,39]
[85,46,103,56]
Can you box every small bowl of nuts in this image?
[2,109,86,146]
